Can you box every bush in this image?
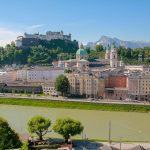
[0,117,22,149]
[20,141,29,150]
[31,144,60,150]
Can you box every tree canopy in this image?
[95,44,104,52]
[117,46,150,65]
[1,40,150,65]
[28,116,51,140]
[53,118,84,143]
[85,45,105,59]
[20,141,29,150]
[0,117,22,149]
[55,75,69,96]
[0,39,78,65]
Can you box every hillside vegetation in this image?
[0,40,150,65]
[0,39,78,65]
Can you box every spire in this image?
[107,44,111,51]
[78,42,84,49]
[111,42,116,49]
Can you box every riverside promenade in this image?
[0,93,149,106]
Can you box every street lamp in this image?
[119,130,142,149]
[69,134,72,145]
[120,137,122,150]
[81,131,84,143]
[108,120,111,144]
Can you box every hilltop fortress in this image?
[15,30,71,47]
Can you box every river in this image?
[0,104,150,142]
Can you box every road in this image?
[0,93,149,105]
[102,142,150,149]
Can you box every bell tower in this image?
[110,44,118,68]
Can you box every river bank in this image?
[1,104,150,142]
[0,97,150,113]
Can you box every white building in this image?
[128,72,150,101]
[105,45,120,68]
[17,68,64,82]
[125,65,150,71]
[42,82,58,96]
[0,71,17,83]
[110,46,118,68]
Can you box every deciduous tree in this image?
[53,118,84,143]
[55,75,69,96]
[0,117,22,149]
[28,116,51,140]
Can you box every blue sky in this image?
[0,0,150,46]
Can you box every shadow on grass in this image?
[47,138,104,150]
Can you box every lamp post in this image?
[69,134,72,145]
[120,137,122,150]
[81,131,84,143]
[119,130,142,149]
[108,120,111,144]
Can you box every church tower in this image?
[105,45,111,59]
[138,53,144,63]
[110,44,118,68]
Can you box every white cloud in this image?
[26,24,44,30]
[0,27,22,47]
[0,24,44,47]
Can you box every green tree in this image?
[53,118,84,143]
[55,75,69,96]
[20,141,29,150]
[0,39,78,65]
[0,117,22,149]
[95,44,104,52]
[28,116,51,140]
[89,50,105,59]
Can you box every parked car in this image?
[99,96,103,99]
[87,98,95,101]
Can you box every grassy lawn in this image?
[0,97,150,113]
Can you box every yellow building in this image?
[128,73,150,101]
[66,72,100,98]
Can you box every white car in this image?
[87,98,95,101]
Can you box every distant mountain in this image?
[86,36,150,48]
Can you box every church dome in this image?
[76,48,87,55]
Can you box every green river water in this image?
[0,104,150,142]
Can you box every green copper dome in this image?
[76,48,87,55]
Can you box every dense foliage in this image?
[0,39,78,65]
[85,45,105,59]
[53,118,84,142]
[0,40,150,65]
[28,116,51,140]
[86,45,150,65]
[55,75,69,96]
[31,144,61,149]
[20,141,29,150]
[0,117,22,149]
[117,46,150,65]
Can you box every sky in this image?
[0,0,150,46]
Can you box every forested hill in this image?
[0,39,78,65]
[1,39,150,66]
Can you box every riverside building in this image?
[65,44,119,98]
[128,72,150,101]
